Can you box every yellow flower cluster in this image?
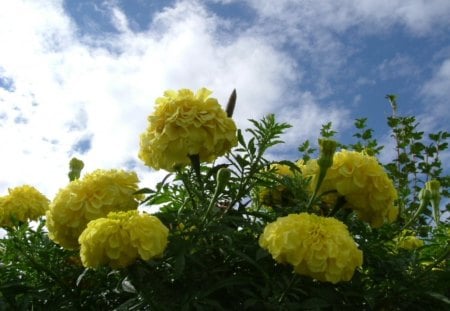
[299,150,398,227]
[259,213,363,284]
[396,232,424,250]
[0,185,49,227]
[139,88,238,171]
[259,164,294,206]
[46,169,141,249]
[78,210,169,269]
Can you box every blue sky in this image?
[0,0,449,198]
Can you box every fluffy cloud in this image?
[2,0,447,201]
[0,0,337,198]
[239,0,450,35]
[419,58,450,131]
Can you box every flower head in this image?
[259,164,295,206]
[79,210,169,269]
[259,213,363,284]
[426,180,441,225]
[317,138,337,170]
[299,150,398,228]
[396,230,424,250]
[0,185,49,227]
[398,236,424,250]
[46,169,141,249]
[139,88,238,171]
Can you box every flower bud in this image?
[68,157,84,181]
[426,180,441,225]
[216,167,231,194]
[317,138,337,170]
[418,187,431,205]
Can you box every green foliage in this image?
[0,101,449,310]
[349,118,384,156]
[0,220,133,310]
[383,96,449,226]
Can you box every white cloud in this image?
[222,0,450,100]
[421,59,450,100]
[240,0,450,35]
[1,0,348,199]
[268,92,351,160]
[419,58,450,131]
[377,54,421,81]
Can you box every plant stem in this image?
[278,274,297,303]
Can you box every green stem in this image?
[328,196,346,217]
[227,150,265,211]
[178,169,197,211]
[415,246,450,280]
[189,154,204,194]
[202,188,220,224]
[278,274,297,303]
[401,199,428,230]
[307,167,328,210]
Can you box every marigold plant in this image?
[300,150,398,227]
[138,88,238,171]
[0,91,448,310]
[79,210,169,269]
[259,164,296,206]
[46,169,141,249]
[396,230,425,250]
[0,185,49,227]
[259,213,363,284]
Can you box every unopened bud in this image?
[317,138,337,170]
[216,167,231,193]
[69,157,84,171]
[418,187,431,204]
[225,89,237,118]
[68,157,84,181]
[426,180,441,225]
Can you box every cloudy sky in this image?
[0,0,449,199]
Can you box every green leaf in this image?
[237,129,246,148]
[76,268,89,287]
[426,292,450,305]
[121,277,137,293]
[173,252,186,278]
[134,188,154,195]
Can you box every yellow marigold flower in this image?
[79,210,169,269]
[259,213,363,284]
[259,164,295,206]
[398,236,424,250]
[396,231,424,250]
[298,150,398,228]
[46,169,141,249]
[138,88,238,171]
[0,185,49,227]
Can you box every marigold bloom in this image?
[139,88,238,171]
[259,164,295,206]
[79,210,169,269]
[298,150,398,228]
[260,213,362,284]
[46,169,141,249]
[396,231,424,250]
[0,185,49,227]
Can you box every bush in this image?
[1,89,448,310]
